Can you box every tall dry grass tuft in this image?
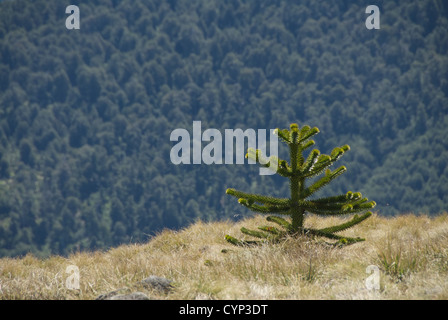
[1,213,447,299]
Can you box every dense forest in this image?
[0,0,447,257]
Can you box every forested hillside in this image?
[0,0,447,257]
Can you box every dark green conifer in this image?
[225,123,376,246]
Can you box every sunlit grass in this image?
[1,213,447,299]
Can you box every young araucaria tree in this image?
[225,123,376,246]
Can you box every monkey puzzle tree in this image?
[225,123,376,246]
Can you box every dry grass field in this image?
[1,213,448,300]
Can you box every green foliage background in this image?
[0,0,447,257]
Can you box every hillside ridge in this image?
[1,213,447,300]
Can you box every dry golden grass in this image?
[1,213,448,300]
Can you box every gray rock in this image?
[95,287,129,300]
[95,275,173,300]
[140,275,174,293]
[107,292,151,300]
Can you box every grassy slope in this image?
[1,213,448,300]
